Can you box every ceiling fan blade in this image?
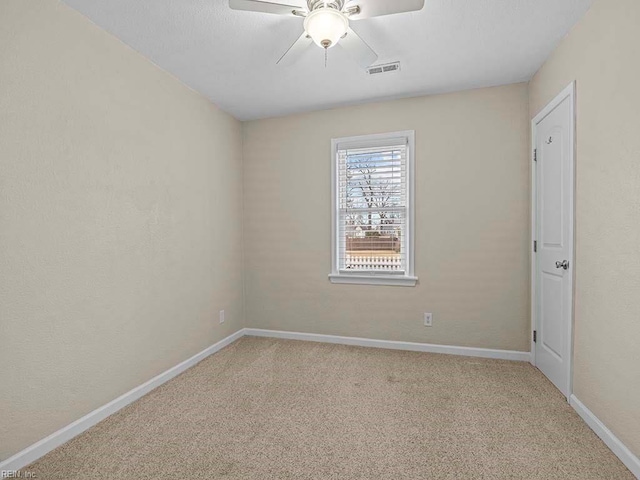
[347,0,425,20]
[337,27,378,68]
[277,32,313,66]
[229,0,301,16]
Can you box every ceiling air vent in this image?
[367,62,401,76]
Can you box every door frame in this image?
[530,81,576,398]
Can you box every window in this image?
[330,131,417,286]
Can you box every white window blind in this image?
[330,131,416,286]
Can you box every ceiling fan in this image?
[229,0,425,68]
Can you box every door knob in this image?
[555,260,570,270]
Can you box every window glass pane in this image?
[337,142,408,274]
[339,210,405,272]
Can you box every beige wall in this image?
[529,0,640,457]
[0,0,244,461]
[243,84,531,352]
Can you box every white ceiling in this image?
[61,0,594,120]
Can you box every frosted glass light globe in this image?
[303,8,349,49]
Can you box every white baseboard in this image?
[0,329,245,473]
[244,328,531,362]
[0,328,532,472]
[570,395,640,479]
[6,328,637,478]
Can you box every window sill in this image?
[328,274,418,287]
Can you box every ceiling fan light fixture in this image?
[303,8,349,49]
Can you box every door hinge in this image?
[533,330,537,343]
[534,240,537,253]
[534,149,537,162]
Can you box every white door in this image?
[532,83,575,398]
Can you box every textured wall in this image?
[529,0,640,457]
[0,0,244,460]
[243,84,531,352]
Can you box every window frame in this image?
[329,130,417,287]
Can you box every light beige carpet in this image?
[26,337,634,479]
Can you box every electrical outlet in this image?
[219,310,225,324]
[424,312,433,327]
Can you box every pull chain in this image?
[320,39,331,68]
